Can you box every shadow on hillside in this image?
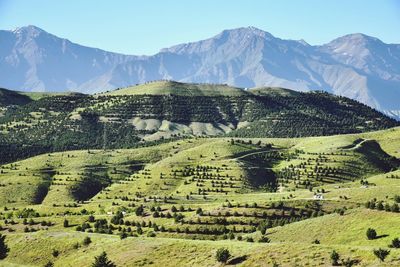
[376,234,389,239]
[227,255,247,265]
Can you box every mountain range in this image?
[1,25,399,119]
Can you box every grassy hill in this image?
[104,80,249,96]
[0,127,399,266]
[19,91,82,101]
[0,82,397,165]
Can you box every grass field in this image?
[0,127,399,266]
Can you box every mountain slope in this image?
[0,88,32,106]
[0,26,399,118]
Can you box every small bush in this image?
[83,236,92,246]
[373,248,390,262]
[330,250,340,266]
[390,237,400,248]
[216,248,230,263]
[52,249,59,257]
[366,228,377,240]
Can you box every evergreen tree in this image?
[330,250,340,266]
[0,234,9,259]
[216,248,230,263]
[366,228,377,240]
[92,252,116,267]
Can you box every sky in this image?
[0,0,399,55]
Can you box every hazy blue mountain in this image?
[0,25,136,92]
[0,25,399,119]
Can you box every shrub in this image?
[391,237,400,248]
[216,248,230,263]
[373,248,390,262]
[83,236,92,246]
[52,249,59,257]
[120,232,127,239]
[135,205,144,216]
[366,228,377,240]
[147,231,156,237]
[258,236,270,243]
[246,237,254,242]
[341,258,357,267]
[330,250,340,266]
[88,215,95,222]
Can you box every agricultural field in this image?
[0,127,399,266]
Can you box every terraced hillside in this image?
[0,81,398,165]
[0,127,399,266]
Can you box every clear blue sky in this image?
[1,0,399,55]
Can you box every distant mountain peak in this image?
[220,26,274,39]
[1,25,399,120]
[325,33,383,49]
[12,25,45,35]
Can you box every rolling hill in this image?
[0,127,399,266]
[0,81,398,165]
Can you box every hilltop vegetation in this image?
[0,81,397,165]
[104,81,249,96]
[0,127,398,266]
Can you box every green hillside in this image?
[20,91,82,101]
[249,86,302,97]
[0,82,397,165]
[0,88,32,107]
[103,80,249,96]
[0,127,399,266]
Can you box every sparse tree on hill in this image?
[0,234,9,259]
[92,251,116,267]
[216,248,230,263]
[366,228,377,240]
[330,250,340,266]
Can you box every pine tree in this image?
[216,248,230,263]
[0,234,9,259]
[330,250,340,266]
[366,228,377,240]
[91,252,116,267]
